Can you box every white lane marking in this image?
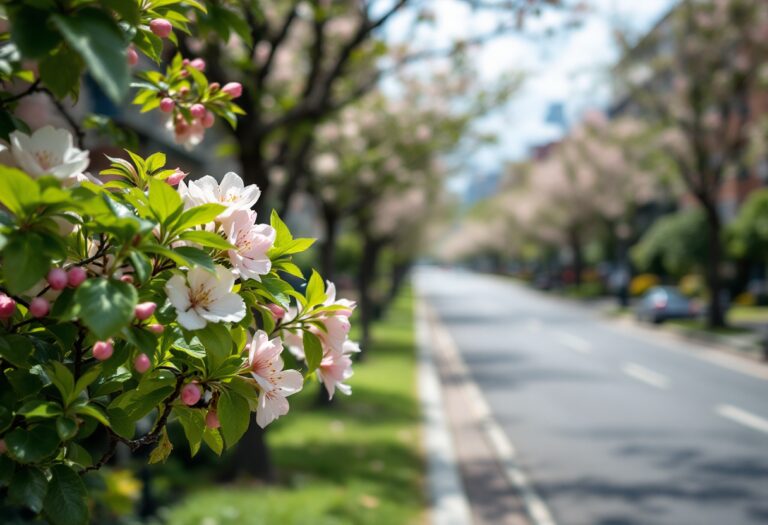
[622,362,670,390]
[424,302,558,525]
[715,404,768,435]
[555,332,592,354]
[415,301,473,525]
[613,318,768,382]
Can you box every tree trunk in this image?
[239,147,271,220]
[224,422,273,482]
[357,234,382,358]
[320,206,338,282]
[569,227,583,287]
[703,203,726,328]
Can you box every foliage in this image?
[0,1,359,523]
[727,188,768,261]
[631,209,708,278]
[158,288,422,525]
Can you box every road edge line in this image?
[415,298,473,525]
[422,299,558,525]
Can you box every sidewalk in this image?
[417,298,548,525]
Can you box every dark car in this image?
[636,286,698,324]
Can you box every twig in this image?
[0,79,42,106]
[41,88,86,148]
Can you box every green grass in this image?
[158,288,424,525]
[666,318,751,336]
[728,306,768,325]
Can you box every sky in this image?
[386,0,677,176]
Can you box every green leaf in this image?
[18,400,63,419]
[52,8,129,103]
[0,334,35,368]
[9,466,48,513]
[148,427,173,464]
[270,209,293,246]
[148,176,183,224]
[103,0,141,25]
[56,416,79,441]
[39,45,83,99]
[43,464,89,525]
[5,425,60,463]
[196,323,234,373]
[75,279,138,339]
[174,203,225,231]
[304,269,326,309]
[9,6,61,59]
[303,331,323,373]
[74,404,111,427]
[2,232,50,294]
[173,406,205,457]
[145,152,166,173]
[217,389,250,449]
[177,230,234,250]
[65,442,93,468]
[46,362,75,404]
[0,455,15,487]
[202,427,223,455]
[72,364,102,404]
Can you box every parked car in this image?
[635,286,699,324]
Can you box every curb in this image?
[420,299,558,525]
[416,299,473,525]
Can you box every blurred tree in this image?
[186,0,567,217]
[616,0,768,326]
[631,208,709,278]
[727,188,768,262]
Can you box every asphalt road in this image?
[416,267,768,525]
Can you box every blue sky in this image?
[387,0,676,172]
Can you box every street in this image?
[416,267,768,525]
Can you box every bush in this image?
[630,273,660,296]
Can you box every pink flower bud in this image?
[159,97,175,113]
[0,294,16,319]
[120,274,134,284]
[190,103,206,118]
[209,82,220,92]
[93,340,114,361]
[127,46,139,66]
[175,121,189,135]
[147,323,165,334]
[190,58,206,71]
[67,266,87,288]
[47,268,68,290]
[29,297,50,318]
[179,86,190,96]
[149,18,173,38]
[267,303,286,320]
[166,168,187,186]
[202,111,215,128]
[205,410,220,429]
[134,302,157,321]
[182,58,190,66]
[134,353,151,373]
[180,70,189,78]
[181,382,202,406]
[221,82,242,98]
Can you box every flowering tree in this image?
[178,0,566,217]
[0,1,357,522]
[616,0,768,326]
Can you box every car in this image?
[635,286,698,324]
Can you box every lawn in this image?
[728,306,768,326]
[157,287,424,525]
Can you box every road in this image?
[416,267,768,525]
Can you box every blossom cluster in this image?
[0,124,360,484]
